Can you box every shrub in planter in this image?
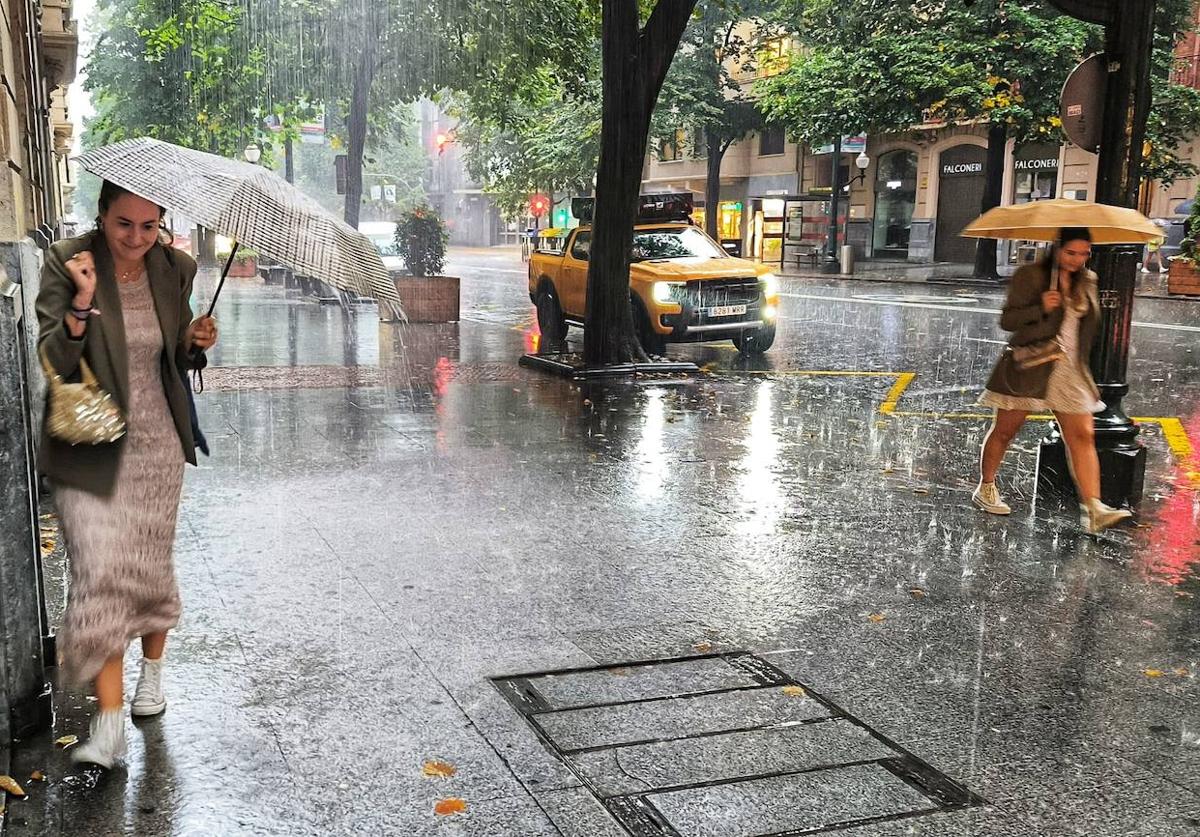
[393,206,448,278]
[390,207,459,321]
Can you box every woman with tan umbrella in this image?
[974,227,1131,533]
[961,200,1161,534]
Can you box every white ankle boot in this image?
[71,709,127,769]
[1080,498,1133,534]
[131,657,167,717]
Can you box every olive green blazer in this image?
[35,233,200,496]
[984,261,1101,400]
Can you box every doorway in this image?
[934,145,986,263]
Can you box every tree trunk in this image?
[704,133,725,241]
[285,137,295,184]
[584,0,699,366]
[344,38,375,229]
[973,122,1007,281]
[195,226,217,265]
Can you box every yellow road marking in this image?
[731,368,1198,485]
[879,373,917,416]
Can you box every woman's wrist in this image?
[72,293,94,309]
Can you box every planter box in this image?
[227,258,257,278]
[392,274,460,322]
[1168,259,1200,296]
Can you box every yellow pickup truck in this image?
[527,206,779,354]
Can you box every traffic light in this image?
[529,193,550,217]
[553,208,569,227]
[435,131,455,155]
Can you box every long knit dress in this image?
[57,272,185,685]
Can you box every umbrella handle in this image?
[206,241,239,317]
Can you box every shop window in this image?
[872,150,917,257]
[813,160,849,190]
[759,126,785,157]
[658,129,688,162]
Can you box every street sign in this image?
[383,184,396,203]
[813,135,867,155]
[1061,53,1106,154]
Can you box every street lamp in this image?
[243,143,261,164]
[849,151,871,186]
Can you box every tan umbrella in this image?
[960,198,1164,244]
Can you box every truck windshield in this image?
[631,227,727,262]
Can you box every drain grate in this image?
[492,651,985,836]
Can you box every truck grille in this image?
[680,278,762,308]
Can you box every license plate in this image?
[706,304,746,317]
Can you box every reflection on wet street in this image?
[10,246,1200,835]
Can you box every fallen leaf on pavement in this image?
[693,641,713,653]
[868,613,887,623]
[422,761,456,779]
[1143,669,1165,678]
[434,798,467,816]
[28,771,44,782]
[1175,668,1191,677]
[909,588,927,598]
[0,776,26,797]
[782,685,807,698]
[54,735,78,748]
[912,488,929,495]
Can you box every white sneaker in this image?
[71,709,127,769]
[1080,499,1133,534]
[131,657,167,717]
[972,482,1011,515]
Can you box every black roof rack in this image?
[572,193,694,225]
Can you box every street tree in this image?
[653,0,765,241]
[453,70,602,220]
[585,0,699,365]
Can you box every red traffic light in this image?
[529,193,550,217]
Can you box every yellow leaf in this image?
[909,587,927,598]
[1144,669,1165,678]
[422,760,457,779]
[434,798,467,816]
[693,641,714,653]
[868,612,887,623]
[28,771,44,782]
[54,735,78,748]
[0,775,26,797]
[782,685,807,697]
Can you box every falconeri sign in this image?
[1015,158,1059,171]
[941,161,984,176]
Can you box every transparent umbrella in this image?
[77,137,404,320]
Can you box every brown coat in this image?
[36,233,200,496]
[984,261,1101,400]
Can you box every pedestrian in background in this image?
[972,227,1133,534]
[1141,218,1169,273]
[35,181,218,768]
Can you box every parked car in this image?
[1158,198,1192,262]
[527,194,779,354]
[358,221,405,272]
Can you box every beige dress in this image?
[979,295,1105,414]
[57,273,185,684]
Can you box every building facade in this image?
[643,18,1200,272]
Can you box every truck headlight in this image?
[652,281,681,303]
[760,272,779,299]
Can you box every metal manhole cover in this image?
[493,652,984,836]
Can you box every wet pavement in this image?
[4,246,1200,836]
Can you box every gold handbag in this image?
[40,348,126,445]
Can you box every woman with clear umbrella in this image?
[972,227,1132,533]
[36,182,218,767]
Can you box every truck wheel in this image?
[732,324,776,354]
[633,298,666,356]
[536,287,567,343]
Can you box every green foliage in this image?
[393,206,448,277]
[1178,183,1200,262]
[652,0,765,155]
[757,0,1098,147]
[83,0,268,156]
